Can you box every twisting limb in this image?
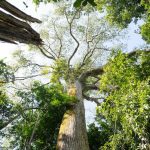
[65,9,80,67]
[82,93,103,105]
[80,18,110,69]
[41,46,56,59]
[80,49,150,104]
[83,84,99,91]
[79,66,104,83]
[44,40,58,58]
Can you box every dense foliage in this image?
[96,50,150,149]
[0,60,15,131]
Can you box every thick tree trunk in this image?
[56,80,89,150]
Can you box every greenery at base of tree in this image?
[2,82,76,149]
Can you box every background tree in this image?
[87,122,113,150]
[95,50,150,149]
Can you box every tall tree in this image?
[0,2,121,149]
[33,5,122,149]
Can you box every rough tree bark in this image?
[56,80,90,150]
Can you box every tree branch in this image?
[0,107,43,130]
[79,67,104,83]
[14,63,51,72]
[83,84,99,91]
[38,46,56,60]
[82,93,102,105]
[65,10,80,67]
[0,114,20,130]
[15,73,51,81]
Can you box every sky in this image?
[0,0,148,126]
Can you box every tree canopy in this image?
[33,0,150,43]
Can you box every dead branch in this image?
[0,0,41,23]
[0,21,42,45]
[0,0,42,45]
